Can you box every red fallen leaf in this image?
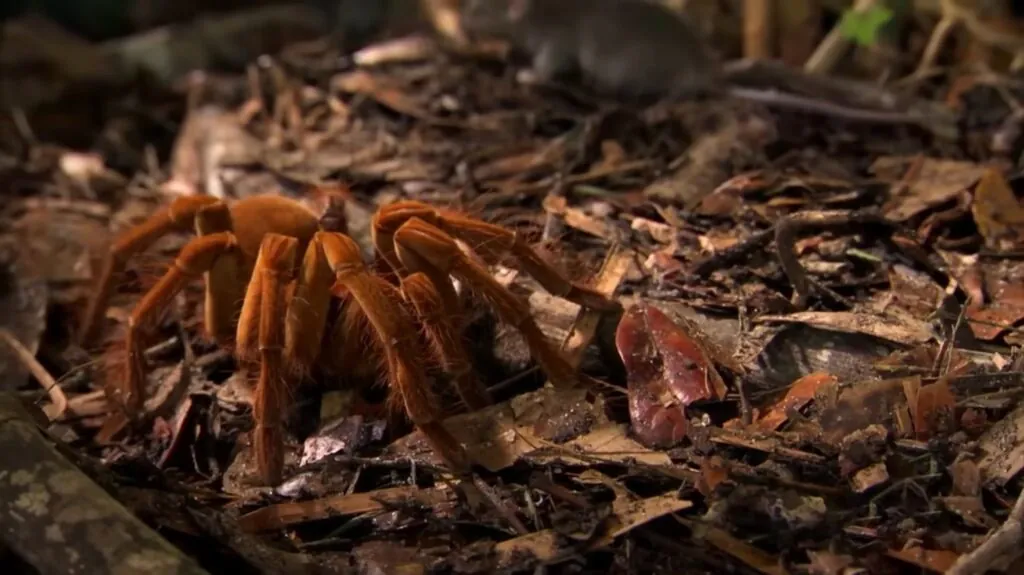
[697,456,730,498]
[908,378,957,441]
[756,372,835,432]
[627,382,688,448]
[615,302,728,448]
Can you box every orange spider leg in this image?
[282,232,378,383]
[372,203,461,313]
[391,217,578,389]
[399,272,493,411]
[281,232,336,375]
[376,221,491,410]
[318,231,471,472]
[377,215,481,408]
[194,202,250,345]
[114,232,237,415]
[79,195,224,344]
[373,201,619,312]
[235,233,300,486]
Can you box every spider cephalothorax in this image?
[79,193,618,484]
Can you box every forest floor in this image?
[3,15,1024,575]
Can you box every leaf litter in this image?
[6,4,1024,575]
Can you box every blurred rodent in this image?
[460,0,726,99]
[458,0,953,135]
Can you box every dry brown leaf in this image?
[818,378,907,445]
[493,530,561,567]
[630,217,675,244]
[473,147,564,181]
[694,171,774,216]
[850,462,889,493]
[837,424,889,477]
[11,208,109,287]
[710,428,826,464]
[494,490,691,567]
[938,496,999,529]
[806,550,856,575]
[697,456,731,497]
[560,244,632,368]
[971,167,1024,249]
[757,311,934,346]
[389,386,670,470]
[872,264,944,319]
[875,156,988,222]
[351,36,437,66]
[543,195,617,242]
[236,484,456,532]
[332,70,464,128]
[967,279,1024,342]
[527,423,673,467]
[950,459,982,497]
[597,140,628,168]
[605,493,692,538]
[166,106,263,198]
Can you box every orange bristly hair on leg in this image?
[282,235,335,379]
[331,295,418,422]
[97,323,133,416]
[319,296,365,376]
[319,231,470,471]
[79,195,223,343]
[90,238,215,408]
[399,272,492,412]
[85,249,173,353]
[238,233,298,486]
[94,250,171,419]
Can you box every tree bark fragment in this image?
[0,393,210,575]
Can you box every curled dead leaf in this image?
[615,302,728,448]
[971,167,1024,250]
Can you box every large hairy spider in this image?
[79,194,618,484]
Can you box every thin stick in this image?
[0,329,67,421]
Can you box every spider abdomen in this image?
[227,195,321,269]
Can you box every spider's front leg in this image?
[317,232,472,473]
[373,202,619,394]
[373,201,619,312]
[80,195,224,344]
[112,231,238,417]
[386,218,580,389]
[399,273,493,411]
